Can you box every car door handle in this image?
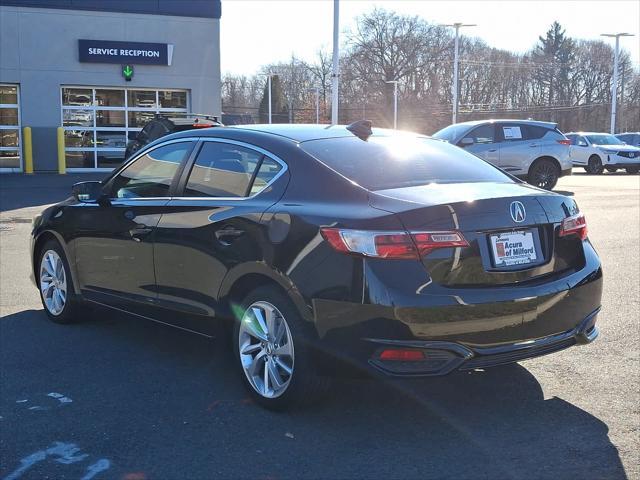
[215,227,244,246]
[488,149,497,152]
[529,144,538,148]
[129,225,153,241]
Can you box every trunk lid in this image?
[369,181,585,286]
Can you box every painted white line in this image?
[81,459,111,480]
[47,392,73,404]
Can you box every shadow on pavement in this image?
[0,173,106,213]
[0,307,627,480]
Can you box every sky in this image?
[219,0,640,75]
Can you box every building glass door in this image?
[0,84,22,172]
[61,86,189,171]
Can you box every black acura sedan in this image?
[31,122,602,409]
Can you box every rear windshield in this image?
[300,135,513,191]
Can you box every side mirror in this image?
[460,137,474,147]
[72,181,107,204]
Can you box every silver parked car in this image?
[433,119,572,190]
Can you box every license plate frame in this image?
[489,230,539,268]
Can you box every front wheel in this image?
[626,166,639,174]
[586,155,604,175]
[233,285,328,410]
[37,240,83,324]
[528,159,559,190]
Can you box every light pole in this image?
[385,80,399,129]
[442,23,476,124]
[331,0,340,125]
[260,73,274,124]
[601,32,634,134]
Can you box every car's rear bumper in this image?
[307,240,603,378]
[364,307,599,376]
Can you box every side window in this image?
[521,125,547,140]
[576,136,588,147]
[111,142,193,198]
[250,158,283,195]
[184,142,263,198]
[566,134,577,145]
[466,124,495,144]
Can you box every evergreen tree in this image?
[258,75,289,123]
[532,21,576,110]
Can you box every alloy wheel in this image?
[238,301,294,398]
[530,162,558,190]
[587,156,603,174]
[40,250,67,316]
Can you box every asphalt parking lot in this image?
[1,171,638,480]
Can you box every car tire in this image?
[625,166,639,174]
[528,158,559,190]
[37,239,84,324]
[233,285,329,410]
[586,155,604,175]
[605,167,618,173]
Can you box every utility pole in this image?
[601,32,634,134]
[385,80,399,129]
[331,0,340,125]
[441,23,476,124]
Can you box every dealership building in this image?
[0,0,222,172]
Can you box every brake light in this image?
[192,123,214,128]
[557,139,571,145]
[320,228,469,259]
[559,212,587,240]
[379,349,426,361]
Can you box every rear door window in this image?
[183,141,264,198]
[300,135,512,191]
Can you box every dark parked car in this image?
[615,132,640,147]
[124,113,222,160]
[31,122,602,409]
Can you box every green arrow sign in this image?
[122,64,134,81]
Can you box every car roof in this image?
[615,132,640,135]
[168,123,420,143]
[448,119,558,129]
[566,132,615,136]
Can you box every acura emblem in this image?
[510,201,526,223]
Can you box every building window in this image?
[0,84,21,171]
[61,86,189,170]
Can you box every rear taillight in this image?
[192,123,214,128]
[320,228,469,259]
[559,212,588,240]
[557,139,571,146]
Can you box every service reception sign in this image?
[78,39,174,65]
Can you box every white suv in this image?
[433,120,572,190]
[566,132,640,174]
